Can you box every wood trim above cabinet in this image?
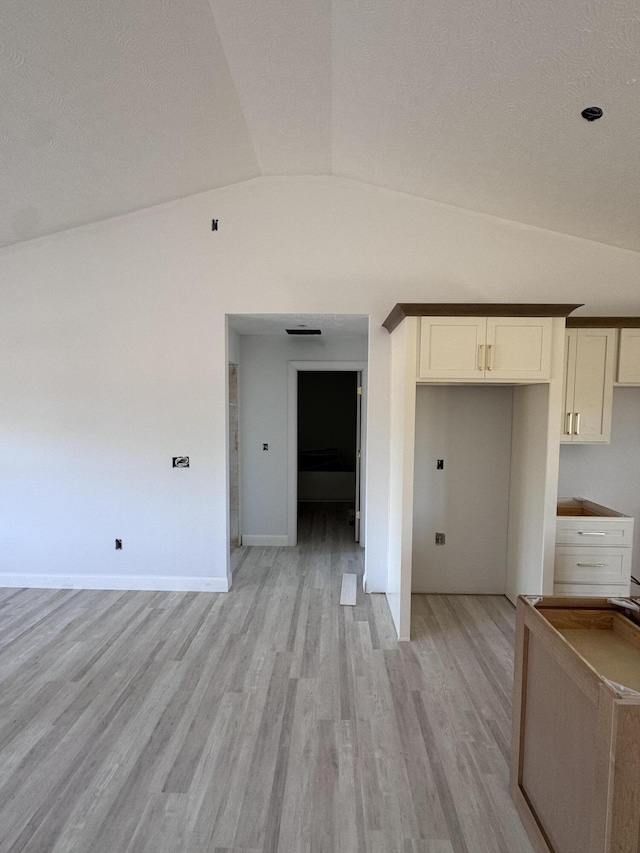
[618,328,640,384]
[566,317,640,328]
[383,303,583,333]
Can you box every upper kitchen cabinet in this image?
[561,328,616,443]
[418,316,553,381]
[617,328,640,384]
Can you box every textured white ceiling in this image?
[1,0,639,250]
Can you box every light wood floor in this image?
[0,504,534,852]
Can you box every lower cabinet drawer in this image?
[553,582,631,596]
[555,520,633,547]
[554,546,631,584]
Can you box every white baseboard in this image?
[0,574,231,593]
[241,534,293,547]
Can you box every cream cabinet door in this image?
[554,547,631,586]
[562,328,616,443]
[418,316,552,380]
[418,318,486,379]
[485,317,552,380]
[560,329,577,439]
[617,328,640,384]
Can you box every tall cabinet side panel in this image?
[386,317,418,640]
[506,318,564,602]
[507,384,550,601]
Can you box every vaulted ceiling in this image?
[2,0,639,251]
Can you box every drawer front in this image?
[553,582,631,597]
[555,519,633,547]
[555,547,631,584]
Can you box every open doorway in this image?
[297,370,361,542]
[287,359,366,547]
[225,313,368,560]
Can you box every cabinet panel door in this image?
[561,330,577,443]
[418,318,485,379]
[485,317,552,380]
[572,329,616,442]
[556,518,633,547]
[617,328,640,384]
[554,546,630,585]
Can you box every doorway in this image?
[228,363,240,548]
[297,370,360,541]
[225,313,368,573]
[287,360,367,547]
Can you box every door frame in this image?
[287,361,367,548]
[228,362,240,547]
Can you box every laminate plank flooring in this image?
[0,503,534,852]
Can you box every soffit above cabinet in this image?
[383,303,583,333]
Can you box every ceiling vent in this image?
[286,329,321,335]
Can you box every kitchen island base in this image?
[511,595,640,853]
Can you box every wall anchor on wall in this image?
[211,219,218,231]
[173,456,190,467]
[115,539,122,550]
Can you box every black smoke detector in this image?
[581,106,603,121]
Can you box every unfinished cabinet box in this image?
[555,498,634,597]
[511,596,640,853]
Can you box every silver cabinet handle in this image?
[578,531,607,536]
[566,412,573,435]
[478,344,485,371]
[574,412,581,435]
[487,344,494,371]
[577,562,606,567]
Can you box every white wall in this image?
[558,387,640,580]
[239,334,367,541]
[412,385,513,593]
[2,176,640,595]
